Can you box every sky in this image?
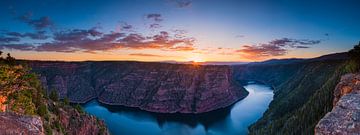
[0,0,359,62]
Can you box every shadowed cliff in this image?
[232,52,350,135]
[27,61,248,113]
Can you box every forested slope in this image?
[233,53,351,135]
[0,52,109,135]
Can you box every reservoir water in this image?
[83,82,274,135]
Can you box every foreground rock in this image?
[28,61,247,113]
[0,112,44,135]
[315,73,360,135]
[57,105,109,135]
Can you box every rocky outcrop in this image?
[315,73,360,135]
[28,61,247,113]
[0,112,44,135]
[57,106,109,135]
[0,106,109,135]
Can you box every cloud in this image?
[235,35,245,38]
[169,0,192,8]
[146,13,163,22]
[2,12,195,53]
[0,37,20,43]
[237,38,321,59]
[149,23,162,29]
[118,22,133,31]
[237,44,287,58]
[117,31,195,51]
[129,53,165,57]
[53,27,103,41]
[0,27,195,53]
[17,13,53,30]
[0,44,35,51]
[5,31,49,40]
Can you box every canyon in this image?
[13,52,356,135]
[28,61,247,113]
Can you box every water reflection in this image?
[83,82,273,135]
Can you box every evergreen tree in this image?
[49,90,59,102]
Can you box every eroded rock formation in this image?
[57,105,109,135]
[315,73,360,135]
[28,61,247,113]
[0,112,44,135]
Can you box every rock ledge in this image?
[315,73,360,135]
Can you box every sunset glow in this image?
[187,55,205,62]
[0,0,359,62]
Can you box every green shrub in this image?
[63,97,70,105]
[74,104,84,114]
[49,90,59,102]
[44,123,53,135]
[8,90,36,115]
[348,42,360,72]
[37,103,47,116]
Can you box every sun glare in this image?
[187,56,205,63]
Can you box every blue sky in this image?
[0,0,359,61]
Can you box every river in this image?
[83,81,274,135]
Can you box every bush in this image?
[37,103,47,116]
[74,104,84,114]
[8,90,36,115]
[348,42,360,71]
[44,123,53,135]
[63,97,70,105]
[49,90,59,102]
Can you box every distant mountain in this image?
[248,52,348,66]
[161,60,248,65]
[308,52,348,61]
[248,58,305,65]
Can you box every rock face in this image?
[0,112,44,135]
[315,73,360,135]
[57,106,109,135]
[0,107,109,135]
[28,61,247,113]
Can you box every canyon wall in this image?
[315,73,360,135]
[233,53,349,135]
[28,61,247,113]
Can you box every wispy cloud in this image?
[0,37,20,43]
[168,0,193,8]
[146,13,163,22]
[129,53,165,57]
[117,22,133,31]
[0,44,35,51]
[5,31,49,40]
[17,13,53,30]
[0,28,195,53]
[235,35,245,38]
[2,11,196,54]
[236,38,321,59]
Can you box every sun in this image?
[187,56,205,63]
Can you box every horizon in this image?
[1,0,360,62]
[13,51,345,64]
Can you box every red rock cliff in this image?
[29,61,248,113]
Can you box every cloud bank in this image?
[0,13,196,53]
[237,38,321,59]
